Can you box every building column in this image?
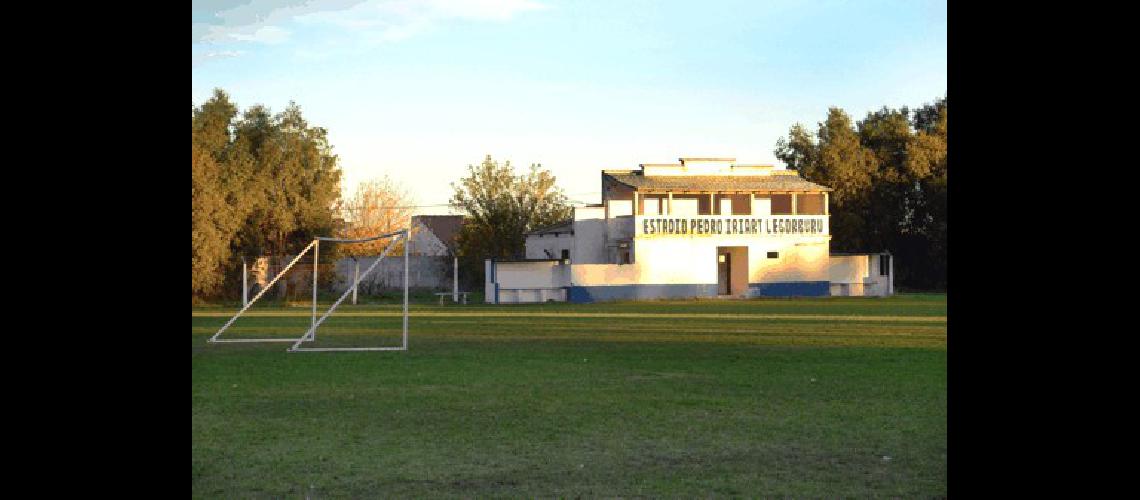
[632,190,639,216]
[792,192,798,215]
[709,192,715,215]
[824,192,829,215]
[748,192,754,216]
[667,191,673,215]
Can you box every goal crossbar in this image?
[289,230,408,353]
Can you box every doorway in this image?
[716,246,749,296]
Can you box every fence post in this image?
[352,258,359,305]
[242,256,248,307]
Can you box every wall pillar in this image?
[667,191,673,215]
[888,253,894,296]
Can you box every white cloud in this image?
[193,0,547,66]
[194,0,364,44]
[194,0,546,45]
[191,50,247,67]
[229,25,291,44]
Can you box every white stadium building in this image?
[486,157,892,303]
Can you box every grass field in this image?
[192,294,946,497]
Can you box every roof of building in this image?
[412,215,465,252]
[603,171,832,192]
[527,219,574,236]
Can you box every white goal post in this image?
[207,228,410,352]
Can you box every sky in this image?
[192,0,946,215]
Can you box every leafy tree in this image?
[856,106,915,254]
[192,90,248,299]
[450,155,571,287]
[192,89,343,301]
[904,99,947,289]
[339,176,414,256]
[774,98,947,290]
[335,176,416,300]
[801,108,879,252]
[228,103,342,260]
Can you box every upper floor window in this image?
[796,193,826,215]
[770,194,793,215]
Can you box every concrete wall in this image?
[331,255,453,293]
[564,235,830,301]
[525,232,573,260]
[723,246,749,296]
[575,218,608,264]
[248,254,454,297]
[485,260,495,301]
[632,215,831,284]
[751,197,771,217]
[607,199,633,217]
[828,254,892,296]
[575,206,609,264]
[485,260,571,303]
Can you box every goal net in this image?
[207,229,409,352]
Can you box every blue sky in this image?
[193,0,946,214]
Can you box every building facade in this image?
[488,157,892,303]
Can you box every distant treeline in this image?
[775,98,947,290]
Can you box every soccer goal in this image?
[207,228,409,352]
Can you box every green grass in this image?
[192,294,946,497]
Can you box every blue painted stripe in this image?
[747,281,830,297]
[567,284,719,303]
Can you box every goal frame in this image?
[207,228,409,352]
[289,229,409,353]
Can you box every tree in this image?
[336,177,415,301]
[339,176,415,256]
[904,99,947,289]
[192,89,343,301]
[450,155,572,286]
[801,107,879,252]
[856,106,915,255]
[228,102,342,261]
[192,89,248,299]
[222,101,343,299]
[774,98,947,290]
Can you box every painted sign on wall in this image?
[636,215,828,237]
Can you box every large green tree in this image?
[775,98,947,289]
[192,90,249,298]
[192,89,343,301]
[450,155,572,286]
